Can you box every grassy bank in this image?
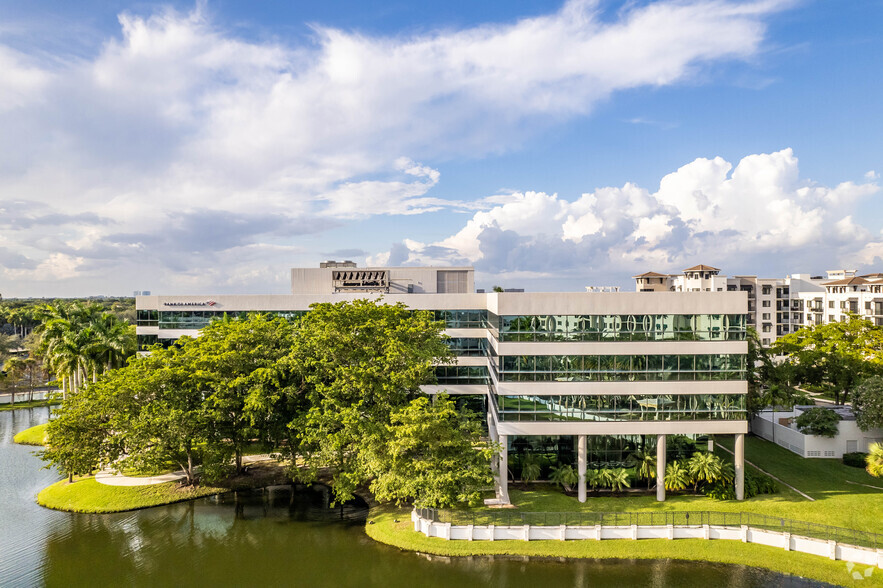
[13,423,48,446]
[366,434,883,586]
[366,505,880,586]
[0,398,60,412]
[37,460,290,513]
[38,477,226,513]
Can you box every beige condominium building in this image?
[634,265,883,347]
[137,262,749,504]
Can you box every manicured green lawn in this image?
[37,477,226,514]
[13,423,48,446]
[366,434,883,587]
[454,435,883,534]
[365,505,883,587]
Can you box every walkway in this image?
[95,454,276,486]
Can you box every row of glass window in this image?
[435,366,490,385]
[497,354,745,373]
[137,310,307,329]
[496,394,746,422]
[432,310,488,329]
[444,337,487,356]
[493,314,746,342]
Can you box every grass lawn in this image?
[365,505,883,587]
[0,398,60,412]
[365,434,883,586]
[38,477,227,514]
[419,434,883,535]
[13,423,48,446]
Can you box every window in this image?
[762,285,772,295]
[762,313,770,320]
[762,324,771,332]
[762,300,770,307]
[829,301,835,309]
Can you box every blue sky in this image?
[0,0,880,296]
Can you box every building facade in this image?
[137,263,749,504]
[634,265,883,347]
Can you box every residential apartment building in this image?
[137,263,749,504]
[634,265,883,347]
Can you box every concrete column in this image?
[498,434,510,504]
[656,434,666,502]
[577,435,587,503]
[735,433,745,501]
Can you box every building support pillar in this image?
[498,434,510,504]
[735,433,745,501]
[656,434,666,502]
[577,435,587,503]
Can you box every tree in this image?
[284,299,451,504]
[746,327,804,415]
[866,443,883,478]
[520,452,541,486]
[853,376,883,432]
[587,469,604,491]
[607,468,630,493]
[774,314,883,404]
[687,451,723,492]
[664,461,690,491]
[40,379,120,482]
[366,395,497,507]
[628,449,657,489]
[794,407,841,437]
[185,314,296,477]
[111,346,210,486]
[549,464,578,493]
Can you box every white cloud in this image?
[0,0,794,293]
[375,149,881,284]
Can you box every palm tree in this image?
[608,468,630,493]
[549,464,579,493]
[687,451,723,492]
[867,443,883,478]
[664,461,690,492]
[628,449,657,490]
[587,469,604,492]
[520,452,541,487]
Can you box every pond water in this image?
[0,408,832,587]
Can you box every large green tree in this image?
[773,314,883,404]
[365,395,496,507]
[746,327,804,415]
[284,299,451,503]
[852,376,883,432]
[184,314,296,476]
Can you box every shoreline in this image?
[364,505,882,587]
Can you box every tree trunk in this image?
[68,472,73,483]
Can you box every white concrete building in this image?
[137,263,749,503]
[634,265,883,346]
[752,406,883,459]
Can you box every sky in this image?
[0,0,881,297]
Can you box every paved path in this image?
[95,454,276,487]
[714,441,815,501]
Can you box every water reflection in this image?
[1,409,832,588]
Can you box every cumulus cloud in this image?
[374,149,881,286]
[0,0,793,293]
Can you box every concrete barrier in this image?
[411,510,883,568]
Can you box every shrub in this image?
[843,452,869,468]
[795,407,841,438]
[703,471,778,500]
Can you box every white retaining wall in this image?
[411,510,883,568]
